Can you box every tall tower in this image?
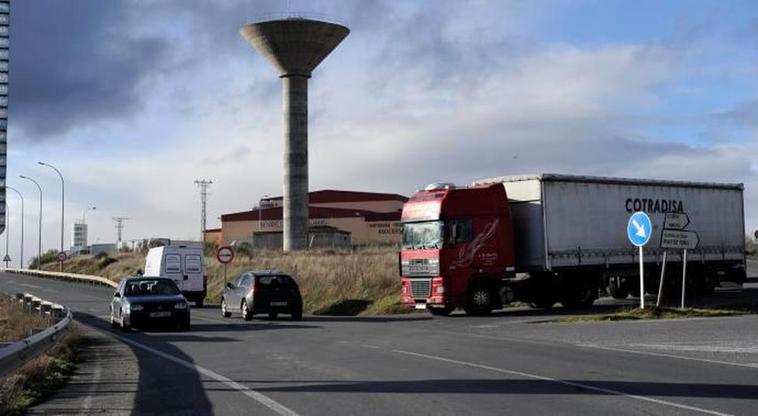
[194,179,212,242]
[240,18,349,251]
[0,0,10,236]
[112,217,129,245]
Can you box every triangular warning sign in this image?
[3,254,11,262]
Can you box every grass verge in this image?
[548,307,745,324]
[42,247,408,316]
[0,325,82,415]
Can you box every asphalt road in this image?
[2,272,758,416]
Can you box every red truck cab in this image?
[400,183,515,315]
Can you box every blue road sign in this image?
[627,211,652,247]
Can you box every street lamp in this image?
[19,175,42,270]
[38,161,64,271]
[6,186,24,268]
[83,206,96,223]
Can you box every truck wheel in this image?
[428,306,453,316]
[464,285,494,316]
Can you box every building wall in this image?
[221,216,402,246]
[310,200,404,213]
[203,229,224,247]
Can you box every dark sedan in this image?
[221,271,303,321]
[110,276,190,331]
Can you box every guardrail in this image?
[1,268,117,288]
[0,293,73,377]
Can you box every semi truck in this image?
[399,174,746,316]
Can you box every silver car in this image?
[220,271,303,321]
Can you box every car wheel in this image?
[291,309,303,321]
[120,312,130,332]
[268,312,278,320]
[242,300,253,321]
[221,298,231,318]
[179,318,191,331]
[110,310,118,329]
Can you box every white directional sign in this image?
[661,230,699,250]
[663,213,689,230]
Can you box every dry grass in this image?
[0,296,53,343]
[46,247,409,315]
[548,307,744,324]
[0,326,82,415]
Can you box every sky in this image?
[2,0,757,266]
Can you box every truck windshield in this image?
[402,221,444,250]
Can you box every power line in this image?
[112,217,130,244]
[194,179,213,242]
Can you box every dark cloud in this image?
[9,1,170,139]
[717,99,758,128]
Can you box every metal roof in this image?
[473,173,744,191]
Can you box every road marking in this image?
[578,344,758,370]
[393,349,733,416]
[111,333,300,416]
[9,281,42,289]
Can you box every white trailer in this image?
[475,174,746,302]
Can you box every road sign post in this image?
[681,249,688,309]
[627,212,652,309]
[660,212,697,309]
[656,251,667,307]
[217,246,235,284]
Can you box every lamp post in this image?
[6,186,24,268]
[3,195,9,268]
[19,175,42,270]
[38,162,64,271]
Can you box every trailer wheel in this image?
[561,285,596,309]
[608,279,629,300]
[464,284,494,316]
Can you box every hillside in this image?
[40,248,410,316]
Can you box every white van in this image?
[144,245,207,307]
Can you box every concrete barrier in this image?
[1,268,118,288]
[0,293,73,377]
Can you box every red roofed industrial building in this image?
[213,190,407,248]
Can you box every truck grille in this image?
[401,259,440,276]
[410,279,431,299]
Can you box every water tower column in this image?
[283,74,309,251]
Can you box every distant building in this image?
[71,222,88,248]
[215,190,407,248]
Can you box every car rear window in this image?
[255,275,295,287]
[125,279,180,296]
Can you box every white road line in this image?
[431,328,758,371]
[111,333,300,416]
[10,281,42,289]
[393,349,733,416]
[578,344,758,370]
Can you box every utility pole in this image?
[112,217,130,247]
[194,179,213,242]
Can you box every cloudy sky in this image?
[3,0,757,264]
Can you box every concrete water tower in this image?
[240,18,349,251]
